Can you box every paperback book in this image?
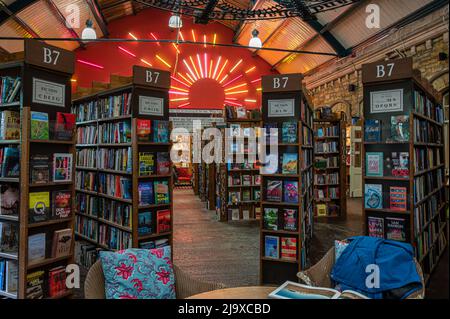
[264,235,279,259]
[28,192,50,223]
[157,209,171,233]
[389,186,407,211]
[263,208,278,230]
[51,228,72,258]
[53,153,73,182]
[282,153,298,175]
[138,182,154,206]
[154,180,170,204]
[366,152,384,177]
[52,190,71,219]
[390,115,409,142]
[0,222,18,252]
[54,112,76,141]
[284,181,299,203]
[367,216,384,238]
[281,237,297,261]
[282,122,298,144]
[266,180,282,202]
[0,110,20,140]
[364,184,382,209]
[30,112,49,140]
[386,217,407,242]
[391,152,409,177]
[30,154,50,184]
[364,119,381,142]
[137,119,151,141]
[153,120,169,143]
[139,152,155,176]
[138,211,153,236]
[156,152,170,175]
[0,185,19,216]
[1,147,19,177]
[283,209,298,231]
[28,233,46,263]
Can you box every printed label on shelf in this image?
[32,78,65,107]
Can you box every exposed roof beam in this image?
[0,0,40,38]
[252,18,291,56]
[320,0,369,33]
[196,0,220,24]
[85,0,109,36]
[232,0,257,43]
[44,0,85,48]
[100,0,130,11]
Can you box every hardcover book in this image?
[26,270,44,299]
[137,119,151,141]
[281,237,297,261]
[54,112,76,141]
[0,185,19,216]
[28,233,46,263]
[263,208,278,230]
[391,152,409,177]
[0,222,18,252]
[28,192,50,223]
[48,266,67,297]
[30,154,50,184]
[364,119,381,142]
[153,120,169,143]
[156,152,170,175]
[51,228,72,258]
[390,115,409,142]
[139,152,155,176]
[367,216,384,238]
[266,180,282,202]
[154,180,170,204]
[138,211,152,235]
[283,209,298,231]
[282,153,298,175]
[157,209,171,233]
[52,190,71,219]
[366,152,384,177]
[386,217,406,242]
[364,184,382,209]
[52,153,73,182]
[228,191,240,204]
[265,235,279,259]
[283,181,299,203]
[138,182,154,206]
[30,111,49,140]
[389,186,407,211]
[1,147,19,177]
[282,122,298,144]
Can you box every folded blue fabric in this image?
[330,236,422,299]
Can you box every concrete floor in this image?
[173,188,449,299]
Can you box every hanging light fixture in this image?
[248,29,262,48]
[169,14,183,29]
[81,19,97,41]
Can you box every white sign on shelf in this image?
[370,89,403,113]
[32,78,65,107]
[267,99,295,117]
[139,96,164,116]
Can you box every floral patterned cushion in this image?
[99,246,175,299]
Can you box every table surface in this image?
[187,286,276,299]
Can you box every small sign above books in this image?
[262,73,303,93]
[370,89,403,114]
[362,58,413,84]
[24,40,75,74]
[267,99,295,118]
[139,96,164,116]
[133,66,170,90]
[32,78,66,107]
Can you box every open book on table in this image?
[268,281,370,299]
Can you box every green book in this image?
[30,112,49,140]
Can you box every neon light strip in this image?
[170,97,189,102]
[179,31,185,41]
[183,59,197,81]
[215,59,228,81]
[224,100,243,107]
[203,35,206,48]
[177,102,190,108]
[191,30,196,42]
[150,33,160,46]
[225,90,248,95]
[140,58,152,67]
[128,32,138,40]
[212,56,221,80]
[172,43,180,54]
[219,74,229,84]
[256,87,262,91]
[176,73,193,86]
[222,74,243,87]
[169,91,189,95]
[77,59,104,69]
[189,56,201,79]
[225,97,237,100]
[208,59,213,78]
[156,55,171,68]
[245,66,256,73]
[170,86,189,92]
[185,72,196,83]
[204,53,208,79]
[245,99,257,102]
[118,46,136,57]
[251,78,261,83]
[229,59,242,73]
[70,79,77,82]
[213,34,217,46]
[196,54,204,78]
[225,83,246,92]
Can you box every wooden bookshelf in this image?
[0,40,76,299]
[216,117,262,222]
[362,58,448,284]
[313,113,347,219]
[72,66,173,262]
[259,73,314,285]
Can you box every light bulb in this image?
[81,19,97,41]
[248,29,262,48]
[169,14,183,29]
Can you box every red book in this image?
[48,266,67,297]
[54,112,76,141]
[157,209,171,234]
[281,237,297,261]
[137,119,151,142]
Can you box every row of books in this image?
[364,116,410,143]
[137,209,171,236]
[137,119,170,143]
[138,152,170,176]
[100,199,132,228]
[76,215,98,241]
[413,191,445,236]
[266,180,299,204]
[139,238,170,249]
[0,147,19,178]
[260,153,298,175]
[314,156,338,169]
[263,122,298,144]
[228,189,260,204]
[264,235,297,261]
[98,92,132,119]
[27,267,68,299]
[228,123,261,139]
[315,141,338,153]
[77,148,97,168]
[365,151,409,178]
[316,125,339,138]
[76,171,96,192]
[75,241,102,269]
[76,193,98,217]
[413,90,444,123]
[98,173,132,200]
[227,161,258,171]
[224,105,261,120]
[31,111,75,141]
[263,207,298,232]
[77,125,97,144]
[315,187,339,200]
[422,232,447,273]
[30,153,73,184]
[301,149,313,169]
[314,173,339,185]
[302,126,313,146]
[73,101,97,122]
[415,218,445,260]
[98,121,131,144]
[99,224,132,250]
[27,229,73,262]
[0,259,17,295]
[301,168,313,194]
[138,180,170,206]
[316,203,339,217]
[227,207,260,221]
[413,118,443,144]
[98,147,132,173]
[414,147,442,172]
[0,76,21,104]
[413,168,444,204]
[228,174,261,186]
[365,184,408,211]
[367,215,407,242]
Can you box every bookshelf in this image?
[216,116,262,222]
[72,66,173,263]
[313,112,347,219]
[362,57,448,284]
[0,40,76,299]
[259,73,314,285]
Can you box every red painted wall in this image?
[73,8,276,109]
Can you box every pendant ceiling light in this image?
[81,19,97,41]
[169,14,183,29]
[248,29,262,49]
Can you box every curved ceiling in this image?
[0,0,445,74]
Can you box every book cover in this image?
[283,209,298,231]
[231,209,240,220]
[48,266,67,297]
[156,152,170,175]
[282,153,298,175]
[52,153,73,182]
[30,154,50,184]
[30,112,49,140]
[0,110,20,140]
[5,260,18,293]
[153,120,169,143]
[228,191,240,204]
[367,216,384,238]
[138,181,154,206]
[386,217,407,242]
[263,208,278,230]
[242,189,251,202]
[26,270,44,299]
[282,122,298,144]
[137,119,151,141]
[364,184,382,209]
[266,180,282,202]
[281,237,297,261]
[154,180,170,204]
[0,185,19,216]
[51,228,72,258]
[317,204,327,217]
[28,233,46,263]
[0,222,18,252]
[253,189,261,201]
[54,112,76,141]
[366,152,384,177]
[242,209,250,220]
[254,175,261,185]
[139,152,155,176]
[52,190,71,219]
[390,115,409,142]
[364,119,381,142]
[265,235,279,259]
[1,147,19,177]
[157,209,171,233]
[28,192,50,223]
[241,175,252,186]
[138,211,153,236]
[284,181,299,203]
[389,186,407,211]
[391,152,409,177]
